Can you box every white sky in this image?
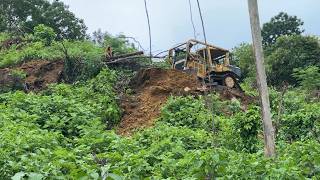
[61,0,319,53]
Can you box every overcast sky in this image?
[61,0,319,53]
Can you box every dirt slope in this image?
[0,60,64,92]
[117,68,255,136]
[117,68,201,136]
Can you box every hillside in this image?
[0,1,320,179]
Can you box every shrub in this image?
[34,24,57,46]
[159,96,213,130]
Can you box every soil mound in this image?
[21,60,64,91]
[117,68,201,136]
[117,68,255,136]
[0,60,64,92]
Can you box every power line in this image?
[188,0,197,40]
[143,0,152,62]
[119,36,146,51]
[196,0,207,44]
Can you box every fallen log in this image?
[106,51,144,61]
[106,55,165,64]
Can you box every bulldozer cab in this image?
[168,39,232,78]
[168,39,241,89]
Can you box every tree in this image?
[262,12,304,46]
[266,35,320,86]
[33,24,56,46]
[232,43,255,79]
[293,66,320,92]
[92,29,105,46]
[103,33,135,55]
[0,0,87,40]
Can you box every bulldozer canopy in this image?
[197,47,229,61]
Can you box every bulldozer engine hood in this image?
[228,65,241,78]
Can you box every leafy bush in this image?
[0,41,62,68]
[159,96,213,130]
[0,39,107,84]
[0,32,10,43]
[10,69,26,80]
[232,43,255,79]
[214,105,262,153]
[0,68,122,178]
[99,123,214,179]
[61,40,105,82]
[1,79,320,178]
[293,66,320,92]
[267,88,320,142]
[232,106,262,153]
[33,24,56,46]
[279,102,320,141]
[0,69,120,137]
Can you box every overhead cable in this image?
[188,0,197,40]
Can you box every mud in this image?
[117,68,255,136]
[117,68,201,136]
[0,60,64,92]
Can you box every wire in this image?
[188,0,197,40]
[196,0,207,44]
[143,0,152,62]
[154,49,169,57]
[119,36,146,51]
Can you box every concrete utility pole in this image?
[247,0,276,157]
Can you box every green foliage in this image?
[208,93,242,116]
[104,34,136,55]
[1,79,320,178]
[232,106,261,153]
[33,24,56,46]
[10,69,27,91]
[0,69,121,179]
[214,105,262,153]
[240,78,259,97]
[233,13,319,87]
[0,0,87,40]
[151,60,171,69]
[91,29,105,45]
[278,101,320,142]
[159,96,213,130]
[0,13,319,177]
[60,40,105,82]
[262,12,304,46]
[0,32,10,42]
[0,41,60,68]
[107,123,214,179]
[0,32,139,83]
[232,43,255,79]
[293,66,320,92]
[232,35,320,87]
[266,35,320,86]
[1,69,120,137]
[268,88,320,142]
[10,69,26,80]
[0,40,105,83]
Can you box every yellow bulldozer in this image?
[168,39,242,89]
